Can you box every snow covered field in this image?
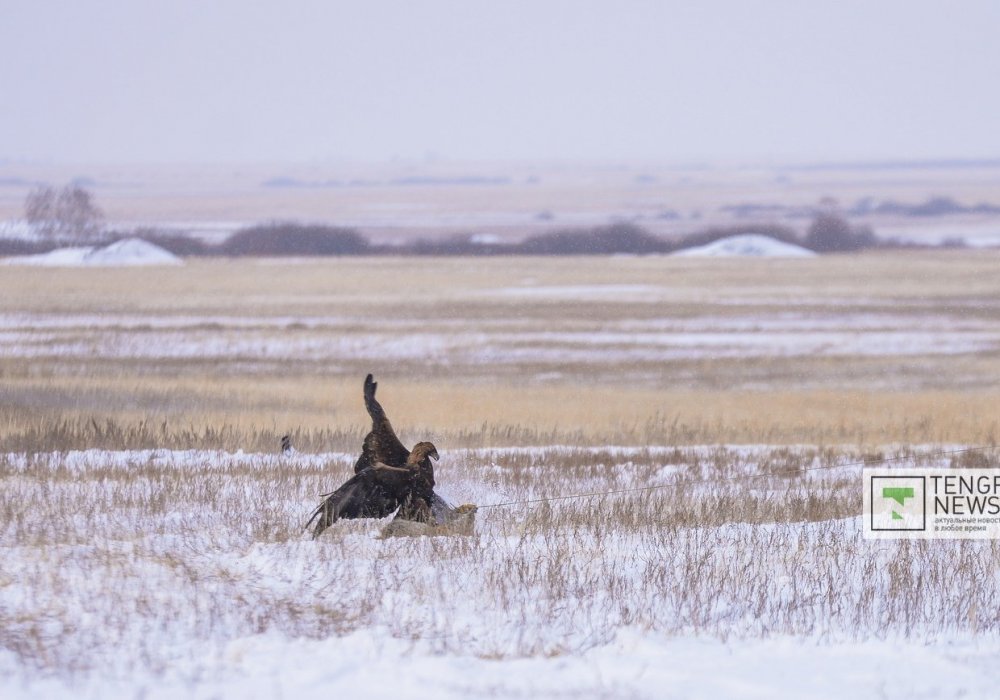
[2,445,999,699]
[2,253,1000,697]
[2,309,996,365]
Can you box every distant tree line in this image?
[849,196,1000,217]
[128,218,885,257]
[0,216,937,258]
[2,183,967,258]
[716,195,1000,220]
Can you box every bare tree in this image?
[25,184,104,242]
[24,185,56,234]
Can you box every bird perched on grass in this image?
[306,374,475,538]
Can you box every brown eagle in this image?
[306,374,460,539]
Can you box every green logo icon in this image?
[883,486,915,520]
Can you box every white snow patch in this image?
[469,233,502,245]
[4,238,181,267]
[1,310,997,363]
[4,246,95,266]
[492,284,662,300]
[82,238,182,266]
[4,629,998,700]
[673,234,817,258]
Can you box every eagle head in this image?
[410,441,439,463]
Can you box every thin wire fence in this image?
[477,444,998,510]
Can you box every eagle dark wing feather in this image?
[306,463,415,539]
[309,375,450,538]
[353,374,410,473]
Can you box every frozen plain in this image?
[2,445,999,699]
[3,253,1000,697]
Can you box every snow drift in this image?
[3,238,182,267]
[672,234,817,258]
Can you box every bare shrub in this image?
[0,238,58,256]
[24,184,104,242]
[519,223,668,255]
[804,212,876,253]
[220,221,369,256]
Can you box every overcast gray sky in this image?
[1,0,998,165]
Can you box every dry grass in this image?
[1,386,998,452]
[3,251,1000,310]
[2,252,1000,450]
[2,444,998,679]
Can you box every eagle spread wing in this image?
[305,462,416,536]
[307,375,446,539]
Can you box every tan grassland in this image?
[2,251,999,449]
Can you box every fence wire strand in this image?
[477,444,997,510]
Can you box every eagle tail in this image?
[363,373,387,422]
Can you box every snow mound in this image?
[672,234,817,258]
[8,246,94,266]
[82,238,182,266]
[4,238,182,267]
